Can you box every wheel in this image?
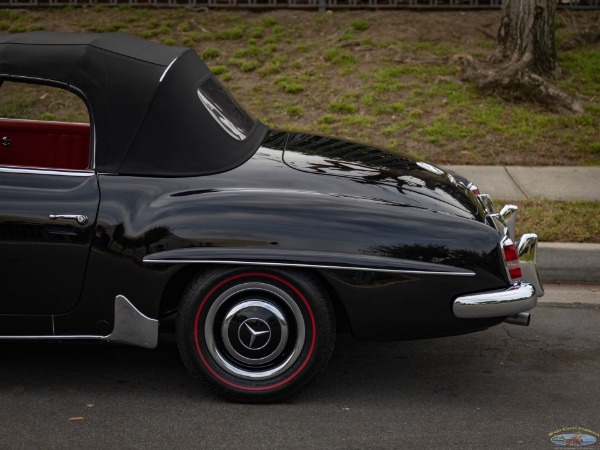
[176,267,335,403]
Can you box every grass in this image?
[0,8,597,170]
[201,47,220,60]
[558,48,600,97]
[329,101,357,114]
[286,105,304,117]
[0,82,89,123]
[323,48,356,66]
[496,199,600,243]
[216,26,245,40]
[275,76,305,93]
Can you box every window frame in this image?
[0,75,96,176]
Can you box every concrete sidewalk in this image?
[445,165,600,201]
[444,165,600,283]
[539,283,600,305]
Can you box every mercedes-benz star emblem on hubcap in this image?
[239,318,272,350]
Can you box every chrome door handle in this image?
[49,214,89,225]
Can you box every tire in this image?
[176,266,335,403]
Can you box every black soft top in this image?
[0,32,267,176]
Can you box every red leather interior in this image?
[0,119,90,170]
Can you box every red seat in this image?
[0,119,90,170]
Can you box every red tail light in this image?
[469,184,481,196]
[502,239,522,280]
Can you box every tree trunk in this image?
[452,0,583,113]
[490,0,560,78]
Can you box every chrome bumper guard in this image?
[453,200,544,319]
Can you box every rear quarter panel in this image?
[62,147,507,339]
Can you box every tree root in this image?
[558,25,600,51]
[450,54,583,114]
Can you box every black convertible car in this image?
[0,32,543,402]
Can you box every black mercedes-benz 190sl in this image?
[0,32,543,402]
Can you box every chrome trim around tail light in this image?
[468,183,480,196]
[488,213,508,236]
[477,194,495,215]
[501,235,522,280]
[470,187,543,301]
[517,233,544,297]
[499,204,518,241]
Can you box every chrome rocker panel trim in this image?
[453,282,537,319]
[0,295,158,349]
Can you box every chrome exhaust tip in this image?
[505,312,530,326]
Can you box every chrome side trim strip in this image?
[0,118,88,126]
[453,282,537,319]
[0,335,106,341]
[0,296,158,349]
[0,166,95,177]
[6,74,69,88]
[159,57,179,83]
[142,258,475,276]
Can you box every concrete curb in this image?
[538,243,600,284]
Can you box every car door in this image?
[0,79,99,315]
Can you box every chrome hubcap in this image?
[221,300,288,366]
[204,282,305,380]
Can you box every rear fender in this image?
[142,189,502,279]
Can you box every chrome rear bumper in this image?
[453,282,537,319]
[453,233,544,319]
[448,184,545,321]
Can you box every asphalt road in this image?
[1,294,599,449]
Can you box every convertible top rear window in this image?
[198,78,255,141]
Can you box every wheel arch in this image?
[157,263,349,333]
[158,264,210,318]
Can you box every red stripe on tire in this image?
[193,272,317,392]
